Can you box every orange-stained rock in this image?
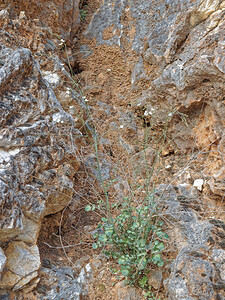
[10,0,80,40]
[0,242,40,291]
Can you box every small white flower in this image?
[165,164,172,169]
[120,125,124,129]
[107,69,111,72]
[168,112,173,117]
[66,91,70,95]
[144,111,149,116]
[193,179,204,191]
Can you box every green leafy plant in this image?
[139,276,160,300]
[89,196,168,284]
[79,104,172,294]
[80,7,87,21]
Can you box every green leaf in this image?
[157,261,165,267]
[152,253,161,264]
[139,275,148,288]
[139,239,146,247]
[105,227,113,236]
[121,268,130,276]
[132,222,139,228]
[154,240,160,246]
[85,205,92,212]
[98,234,107,243]
[164,233,169,239]
[118,257,126,265]
[92,243,98,249]
[156,242,165,251]
[101,217,108,222]
[93,232,98,239]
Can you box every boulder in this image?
[0,242,40,292]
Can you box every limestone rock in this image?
[112,280,142,300]
[0,242,40,291]
[0,44,80,234]
[0,3,85,292]
[35,262,92,299]
[9,0,81,40]
[0,44,81,290]
[155,184,225,299]
[0,248,6,273]
[0,9,9,29]
[147,269,162,290]
[84,0,225,158]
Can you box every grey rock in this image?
[80,44,93,58]
[166,273,194,300]
[131,58,149,86]
[156,184,212,246]
[0,242,40,291]
[155,184,225,299]
[43,71,61,88]
[118,111,137,133]
[44,39,57,52]
[84,0,128,47]
[90,255,104,271]
[130,147,155,175]
[36,262,92,299]
[85,153,112,182]
[167,246,216,300]
[0,44,81,290]
[85,0,225,159]
[211,249,225,281]
[0,10,9,30]
[85,0,218,57]
[0,248,6,273]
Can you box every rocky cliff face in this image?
[74,0,225,298]
[0,6,82,293]
[79,0,225,205]
[0,0,225,299]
